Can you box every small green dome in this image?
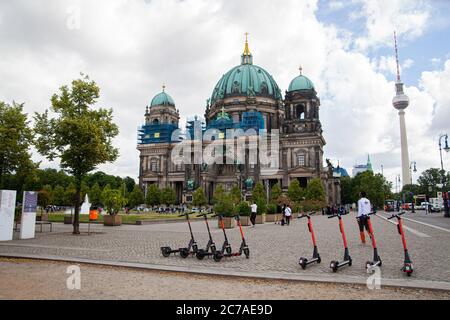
[150,91,175,107]
[288,74,315,92]
[211,64,282,103]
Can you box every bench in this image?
[35,221,53,233]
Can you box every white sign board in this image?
[20,191,37,240]
[0,190,17,241]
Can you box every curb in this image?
[1,253,450,292]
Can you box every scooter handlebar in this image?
[298,211,316,219]
[328,212,349,219]
[197,213,208,218]
[388,211,406,220]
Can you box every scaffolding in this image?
[138,123,179,144]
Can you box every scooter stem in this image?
[339,217,348,249]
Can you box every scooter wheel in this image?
[179,248,189,259]
[213,252,223,262]
[299,258,307,270]
[244,248,250,259]
[378,258,382,267]
[330,261,338,273]
[226,246,232,255]
[317,255,321,264]
[161,247,171,257]
[366,261,372,270]
[196,250,205,260]
[348,256,352,267]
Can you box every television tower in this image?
[392,31,411,187]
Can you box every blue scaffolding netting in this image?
[138,123,179,144]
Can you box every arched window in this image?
[295,104,305,120]
[297,154,306,166]
[152,119,159,125]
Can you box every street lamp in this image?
[438,134,449,217]
[409,161,417,185]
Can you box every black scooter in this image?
[388,211,413,276]
[329,212,352,272]
[298,212,321,269]
[213,215,249,262]
[365,212,382,270]
[161,213,198,258]
[196,213,217,260]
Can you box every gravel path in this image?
[1,258,449,300]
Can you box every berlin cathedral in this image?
[137,36,341,205]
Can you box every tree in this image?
[128,185,144,209]
[192,187,207,207]
[89,182,102,206]
[52,185,65,206]
[0,101,34,187]
[213,189,234,217]
[417,168,444,198]
[146,184,161,206]
[270,182,282,204]
[101,187,125,216]
[288,179,304,203]
[305,178,325,201]
[340,176,354,205]
[64,182,77,206]
[230,185,242,205]
[34,75,119,234]
[352,171,387,209]
[213,184,225,204]
[161,187,176,206]
[252,182,267,215]
[38,189,51,212]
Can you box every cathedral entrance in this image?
[175,182,183,205]
[297,177,308,189]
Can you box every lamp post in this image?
[409,161,417,213]
[438,134,450,217]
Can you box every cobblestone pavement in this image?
[2,258,449,300]
[0,211,449,286]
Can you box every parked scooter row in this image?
[161,213,250,263]
[297,211,413,277]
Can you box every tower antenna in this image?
[394,31,401,82]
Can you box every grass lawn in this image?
[37,211,186,224]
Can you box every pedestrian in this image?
[284,204,292,226]
[250,201,257,227]
[357,191,372,244]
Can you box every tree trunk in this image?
[73,178,82,235]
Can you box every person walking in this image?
[284,204,292,226]
[357,191,372,244]
[250,202,257,227]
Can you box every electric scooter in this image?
[196,213,217,260]
[213,215,250,262]
[298,212,321,269]
[388,211,413,276]
[212,213,233,258]
[329,212,352,272]
[161,213,198,258]
[365,212,382,269]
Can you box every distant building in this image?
[352,155,373,177]
[333,164,350,178]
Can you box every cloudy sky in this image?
[1,0,450,187]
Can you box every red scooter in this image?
[298,212,321,269]
[388,211,413,276]
[213,215,249,262]
[365,212,382,269]
[329,212,352,272]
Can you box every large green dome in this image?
[288,74,315,92]
[150,90,175,107]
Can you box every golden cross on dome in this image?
[299,66,303,75]
[243,32,251,56]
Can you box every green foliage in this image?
[417,168,447,198]
[146,184,161,206]
[266,203,277,214]
[288,179,304,203]
[38,189,51,210]
[213,185,235,217]
[33,74,119,234]
[89,182,102,205]
[161,187,176,205]
[0,101,34,187]
[64,183,77,206]
[128,185,144,209]
[270,183,282,203]
[305,178,325,201]
[351,171,389,208]
[236,201,251,216]
[52,185,65,206]
[252,182,266,202]
[300,200,326,212]
[101,187,126,216]
[230,185,242,205]
[340,176,354,205]
[192,187,207,207]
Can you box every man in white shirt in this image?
[250,202,257,227]
[284,205,292,226]
[357,191,372,244]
